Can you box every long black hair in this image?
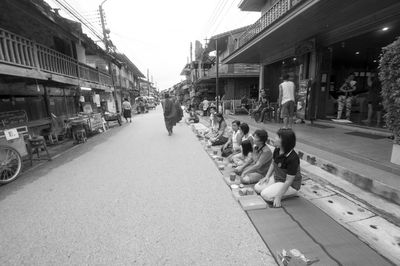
[277,128,296,153]
[215,113,225,130]
[241,140,253,156]
[240,123,250,135]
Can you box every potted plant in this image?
[380,37,400,165]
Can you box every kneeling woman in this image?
[210,113,229,146]
[255,128,302,208]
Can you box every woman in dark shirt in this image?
[254,128,302,207]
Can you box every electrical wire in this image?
[51,0,103,41]
[201,0,227,37]
[207,0,228,30]
[206,0,230,36]
[58,0,103,37]
[209,0,239,37]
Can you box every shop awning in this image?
[224,0,400,64]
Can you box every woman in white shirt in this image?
[221,120,242,157]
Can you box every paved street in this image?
[0,107,274,266]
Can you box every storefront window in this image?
[325,27,400,127]
[0,96,47,121]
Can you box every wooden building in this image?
[0,0,114,134]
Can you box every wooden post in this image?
[32,42,40,71]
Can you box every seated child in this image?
[254,128,302,208]
[231,140,253,166]
[239,123,254,146]
[234,129,273,184]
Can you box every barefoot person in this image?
[254,128,302,208]
[163,93,175,136]
[122,98,132,123]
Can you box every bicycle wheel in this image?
[0,145,22,184]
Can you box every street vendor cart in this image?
[0,110,29,184]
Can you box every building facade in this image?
[224,0,400,124]
[0,0,144,135]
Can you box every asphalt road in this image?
[0,107,275,265]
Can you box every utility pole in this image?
[190,42,193,63]
[147,69,150,96]
[215,39,219,113]
[99,4,108,52]
[99,0,118,112]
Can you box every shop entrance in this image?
[263,53,312,120]
[324,23,400,127]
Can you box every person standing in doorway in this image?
[202,98,210,117]
[337,73,357,120]
[363,72,382,126]
[279,74,296,129]
[163,93,175,136]
[122,98,132,123]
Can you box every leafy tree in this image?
[380,37,400,144]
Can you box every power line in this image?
[59,0,103,37]
[52,0,104,41]
[206,0,230,36]
[209,0,239,36]
[201,0,226,37]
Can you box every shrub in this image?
[379,37,400,144]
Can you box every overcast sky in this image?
[47,0,260,90]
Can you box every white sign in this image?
[4,128,19,141]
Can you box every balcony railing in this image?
[237,0,304,49]
[207,63,259,76]
[0,27,112,87]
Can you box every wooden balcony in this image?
[0,27,112,88]
[203,63,259,79]
[237,0,303,49]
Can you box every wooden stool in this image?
[27,136,51,166]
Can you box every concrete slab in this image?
[348,216,400,265]
[298,179,336,200]
[302,160,400,225]
[311,195,375,223]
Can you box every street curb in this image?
[313,120,393,137]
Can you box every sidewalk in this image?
[190,122,397,265]
[200,113,400,205]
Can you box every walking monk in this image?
[163,93,176,136]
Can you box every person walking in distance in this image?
[122,98,132,123]
[279,74,296,129]
[163,93,176,136]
